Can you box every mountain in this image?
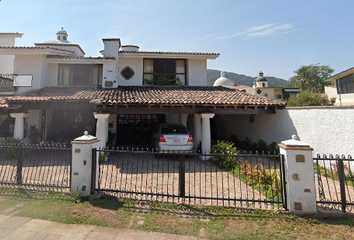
[207,69,289,88]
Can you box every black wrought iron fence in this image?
[0,74,16,91]
[94,148,284,210]
[313,154,354,212]
[0,143,71,193]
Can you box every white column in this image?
[179,114,188,127]
[10,113,27,139]
[279,135,317,213]
[93,113,110,148]
[71,131,99,197]
[193,114,202,151]
[199,113,215,155]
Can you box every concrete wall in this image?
[117,58,143,85]
[223,107,354,156]
[188,59,207,86]
[14,55,47,94]
[0,37,17,73]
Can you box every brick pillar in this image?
[279,135,317,213]
[71,131,99,197]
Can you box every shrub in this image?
[287,90,329,106]
[210,140,239,171]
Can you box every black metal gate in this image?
[314,154,354,212]
[93,148,285,210]
[0,143,71,193]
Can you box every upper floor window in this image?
[336,73,354,94]
[143,59,186,85]
[58,64,102,86]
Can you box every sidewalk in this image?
[0,214,197,240]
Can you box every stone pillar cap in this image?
[281,135,310,147]
[72,131,99,144]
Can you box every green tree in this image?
[289,64,334,92]
[287,90,329,107]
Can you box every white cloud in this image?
[205,23,298,41]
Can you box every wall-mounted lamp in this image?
[249,114,255,123]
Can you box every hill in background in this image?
[207,69,289,88]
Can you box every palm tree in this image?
[289,64,334,93]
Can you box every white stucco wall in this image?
[47,63,58,86]
[223,107,354,156]
[13,55,47,94]
[245,88,282,99]
[0,37,17,73]
[188,59,207,86]
[117,58,143,86]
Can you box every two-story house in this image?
[325,67,354,106]
[0,28,285,153]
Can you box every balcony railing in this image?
[0,74,17,92]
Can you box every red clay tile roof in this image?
[0,97,8,108]
[6,86,286,107]
[119,51,220,56]
[47,56,115,60]
[7,87,97,102]
[0,46,74,53]
[92,86,285,106]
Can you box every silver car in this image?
[153,123,194,152]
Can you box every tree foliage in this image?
[286,90,329,107]
[289,64,334,92]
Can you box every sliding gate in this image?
[94,149,286,210]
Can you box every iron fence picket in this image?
[0,144,71,194]
[313,154,354,212]
[94,149,284,210]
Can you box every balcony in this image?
[0,74,17,93]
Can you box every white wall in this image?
[14,55,47,94]
[117,58,143,85]
[223,107,354,156]
[188,59,207,86]
[0,37,16,73]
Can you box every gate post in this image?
[278,135,317,214]
[71,131,99,197]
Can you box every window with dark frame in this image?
[336,73,354,94]
[58,64,102,86]
[143,59,186,85]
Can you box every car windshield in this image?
[161,125,188,134]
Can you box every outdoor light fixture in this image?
[249,114,255,123]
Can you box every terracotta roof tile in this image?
[0,97,8,108]
[0,46,74,53]
[47,56,115,60]
[119,51,220,56]
[91,86,285,106]
[7,87,97,102]
[6,86,286,107]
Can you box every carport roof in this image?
[91,86,285,106]
[6,86,286,114]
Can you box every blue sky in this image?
[1,0,353,80]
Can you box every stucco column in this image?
[94,113,110,148]
[179,114,188,127]
[193,114,202,151]
[10,113,27,139]
[279,135,317,213]
[71,131,99,197]
[199,113,215,155]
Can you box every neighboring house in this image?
[0,28,286,153]
[245,72,283,99]
[325,67,354,106]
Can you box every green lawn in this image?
[0,190,353,240]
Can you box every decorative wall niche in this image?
[121,66,135,80]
